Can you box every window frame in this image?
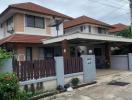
[89,25,91,33]
[26,47,32,61]
[25,14,45,29]
[7,16,13,26]
[98,27,102,33]
[80,26,83,32]
[6,16,13,33]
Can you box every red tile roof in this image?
[108,23,128,33]
[64,16,111,29]
[0,34,50,45]
[2,2,73,19]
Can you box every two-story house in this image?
[0,2,72,61]
[1,2,132,69]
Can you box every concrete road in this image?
[46,70,132,100]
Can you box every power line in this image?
[106,0,128,5]
[98,13,130,25]
[98,12,130,22]
[88,0,128,11]
[98,4,129,20]
[122,0,129,3]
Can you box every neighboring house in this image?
[0,2,72,61]
[108,23,128,34]
[64,16,111,35]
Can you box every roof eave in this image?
[0,6,73,21]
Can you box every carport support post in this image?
[62,39,70,58]
[54,57,64,87]
[105,43,111,69]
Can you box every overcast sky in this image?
[0,0,130,25]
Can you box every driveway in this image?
[46,70,132,100]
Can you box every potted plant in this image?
[71,78,80,87]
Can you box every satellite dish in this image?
[48,17,64,36]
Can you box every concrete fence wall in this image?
[18,55,96,91]
[111,55,129,70]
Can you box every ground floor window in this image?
[44,47,54,58]
[39,47,45,60]
[54,47,62,56]
[26,47,32,61]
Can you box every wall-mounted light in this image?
[63,49,66,53]
[88,49,93,54]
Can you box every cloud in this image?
[0,0,130,25]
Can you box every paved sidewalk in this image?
[45,71,132,100]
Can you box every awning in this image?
[42,33,132,44]
[0,34,50,45]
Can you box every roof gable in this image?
[108,23,128,33]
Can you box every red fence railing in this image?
[13,59,56,81]
[64,57,83,74]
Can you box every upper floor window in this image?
[7,17,13,33]
[89,25,91,32]
[26,47,32,61]
[0,24,2,28]
[98,27,102,33]
[7,17,13,26]
[26,15,45,29]
[80,26,83,32]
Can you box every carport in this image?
[42,33,132,69]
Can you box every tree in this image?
[0,48,12,59]
[116,26,132,38]
[112,26,132,55]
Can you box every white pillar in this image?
[81,55,96,83]
[54,57,64,86]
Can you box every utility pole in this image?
[129,0,132,33]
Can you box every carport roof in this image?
[42,33,132,44]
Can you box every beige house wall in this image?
[16,44,25,61]
[46,18,51,35]
[14,13,24,33]
[15,44,42,61]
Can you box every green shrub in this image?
[0,48,12,59]
[71,78,80,86]
[0,73,28,100]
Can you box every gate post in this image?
[54,57,64,87]
[81,55,96,83]
[128,53,132,70]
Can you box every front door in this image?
[94,48,105,69]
